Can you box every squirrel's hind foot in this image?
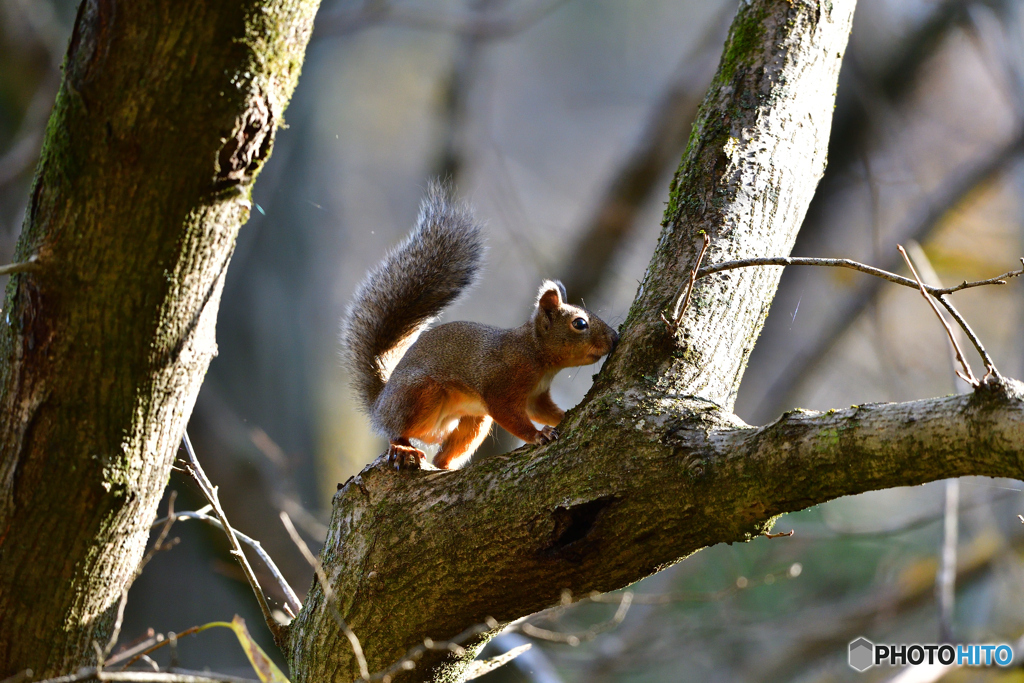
[537,426,559,445]
[388,440,426,471]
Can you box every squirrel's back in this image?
[340,182,484,410]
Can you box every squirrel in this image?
[340,182,619,470]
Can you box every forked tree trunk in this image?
[0,1,319,676]
[287,2,868,681]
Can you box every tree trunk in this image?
[0,1,320,677]
[287,1,869,681]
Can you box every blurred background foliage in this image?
[3,0,1024,681]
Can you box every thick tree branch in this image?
[289,2,861,681]
[294,376,1024,681]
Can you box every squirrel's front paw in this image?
[387,442,426,471]
[536,426,559,445]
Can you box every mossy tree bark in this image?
[4,1,1022,682]
[284,1,1020,681]
[0,0,320,677]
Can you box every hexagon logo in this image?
[849,637,875,672]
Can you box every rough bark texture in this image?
[287,2,866,682]
[0,1,320,677]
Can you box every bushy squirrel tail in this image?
[340,181,484,411]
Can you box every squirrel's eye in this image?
[571,317,589,331]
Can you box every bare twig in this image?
[462,643,532,681]
[151,508,302,615]
[136,656,159,672]
[279,511,369,680]
[517,592,633,646]
[934,296,1000,379]
[347,563,801,683]
[694,250,1020,385]
[753,129,1024,421]
[663,233,711,330]
[0,256,40,277]
[30,669,260,683]
[763,529,794,539]
[897,245,979,385]
[367,619,501,683]
[695,254,1024,297]
[117,626,208,671]
[166,633,178,670]
[351,563,799,683]
[179,433,286,643]
[106,635,166,668]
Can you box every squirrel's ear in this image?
[536,280,565,312]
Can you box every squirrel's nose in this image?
[609,329,620,353]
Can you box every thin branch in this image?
[897,244,979,385]
[105,635,166,669]
[278,511,369,680]
[516,593,633,646]
[344,563,802,682]
[117,626,208,671]
[151,508,302,616]
[694,251,1021,384]
[31,669,260,683]
[0,256,40,277]
[695,254,1024,297]
[179,433,286,644]
[462,643,532,681]
[934,296,1000,378]
[366,619,500,683]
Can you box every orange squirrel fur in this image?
[340,183,618,470]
